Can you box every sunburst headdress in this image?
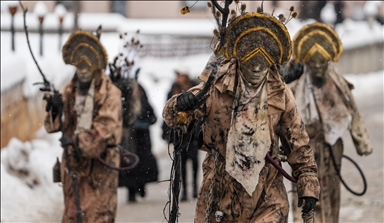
[292,22,343,63]
[205,1,298,68]
[62,31,108,70]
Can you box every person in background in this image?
[44,30,122,223]
[162,66,201,201]
[124,79,159,202]
[286,22,373,222]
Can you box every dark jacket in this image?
[118,84,159,187]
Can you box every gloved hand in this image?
[176,92,197,111]
[60,134,74,148]
[298,197,317,214]
[283,62,304,84]
[44,92,63,120]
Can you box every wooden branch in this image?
[19,0,50,88]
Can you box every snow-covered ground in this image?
[1,14,383,222]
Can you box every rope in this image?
[266,154,298,183]
[97,146,139,171]
[328,145,367,196]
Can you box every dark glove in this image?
[283,62,304,84]
[176,92,197,111]
[298,197,317,214]
[60,134,74,148]
[44,92,63,120]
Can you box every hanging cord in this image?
[63,145,83,223]
[97,145,139,171]
[327,144,367,196]
[265,154,298,183]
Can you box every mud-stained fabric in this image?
[163,60,320,222]
[226,60,271,196]
[289,64,373,223]
[44,71,122,223]
[75,79,95,135]
[291,65,352,145]
[292,137,343,222]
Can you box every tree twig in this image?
[19,0,51,88]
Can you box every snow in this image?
[33,1,48,17]
[335,18,383,50]
[54,4,67,18]
[363,1,382,17]
[0,51,26,90]
[344,70,384,99]
[1,13,383,222]
[320,2,337,25]
[117,18,216,37]
[1,129,64,222]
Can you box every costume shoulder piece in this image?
[225,12,292,67]
[293,22,343,63]
[62,31,108,70]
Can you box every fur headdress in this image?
[62,31,108,70]
[292,22,343,63]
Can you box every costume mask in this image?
[76,61,96,84]
[240,64,269,86]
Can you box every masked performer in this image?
[287,22,373,223]
[163,5,320,222]
[44,31,122,223]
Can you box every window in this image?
[56,1,74,11]
[111,0,126,16]
[184,0,207,10]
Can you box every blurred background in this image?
[1,1,383,222]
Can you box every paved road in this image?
[116,89,383,223]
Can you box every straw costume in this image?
[163,3,320,222]
[288,23,373,223]
[44,31,122,223]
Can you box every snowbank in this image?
[1,128,64,222]
[0,51,26,90]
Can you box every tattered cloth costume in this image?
[288,23,373,223]
[163,12,320,223]
[44,31,122,223]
